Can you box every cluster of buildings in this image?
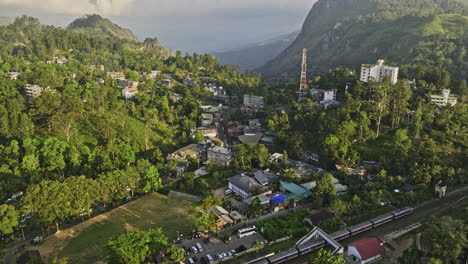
[46,56,68,65]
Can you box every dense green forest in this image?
[259,0,468,82]
[0,16,261,233]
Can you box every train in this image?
[251,207,414,264]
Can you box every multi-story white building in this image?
[430,89,458,107]
[243,94,264,107]
[360,59,399,85]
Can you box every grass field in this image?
[32,193,193,264]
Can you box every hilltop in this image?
[212,31,299,71]
[258,0,468,81]
[67,14,138,42]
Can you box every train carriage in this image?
[391,207,413,219]
[330,228,351,241]
[267,248,300,264]
[370,213,394,227]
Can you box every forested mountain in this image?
[212,31,299,70]
[67,14,138,42]
[258,0,468,82]
[0,16,261,206]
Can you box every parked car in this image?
[188,257,196,264]
[222,235,231,244]
[217,253,224,260]
[196,242,204,252]
[191,246,198,254]
[206,254,213,263]
[230,249,236,255]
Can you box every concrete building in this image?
[106,71,125,79]
[121,86,138,99]
[310,89,337,101]
[430,89,458,106]
[360,59,399,85]
[243,94,264,107]
[25,84,48,99]
[228,170,278,198]
[211,206,234,229]
[347,237,385,264]
[201,114,213,127]
[207,146,232,166]
[7,72,21,80]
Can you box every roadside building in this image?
[211,206,234,229]
[347,237,385,264]
[280,180,313,204]
[207,146,232,166]
[228,170,278,198]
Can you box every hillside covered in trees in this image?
[0,15,261,217]
[258,0,468,82]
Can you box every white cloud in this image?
[0,0,313,16]
[0,0,135,15]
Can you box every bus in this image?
[238,226,257,238]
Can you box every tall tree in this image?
[0,204,20,235]
[107,228,168,264]
[308,249,346,264]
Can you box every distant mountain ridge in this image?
[67,14,139,42]
[258,0,468,81]
[212,31,299,70]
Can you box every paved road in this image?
[219,203,314,236]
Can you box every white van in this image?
[206,254,213,262]
[196,242,204,252]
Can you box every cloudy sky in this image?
[0,0,316,53]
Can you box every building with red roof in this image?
[347,237,385,264]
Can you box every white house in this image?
[360,60,399,85]
[122,86,139,99]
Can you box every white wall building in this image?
[360,59,399,85]
[430,89,458,107]
[122,86,139,99]
[347,237,385,264]
[243,94,264,107]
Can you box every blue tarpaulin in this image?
[271,194,286,204]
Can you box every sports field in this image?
[31,193,193,264]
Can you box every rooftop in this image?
[348,237,385,260]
